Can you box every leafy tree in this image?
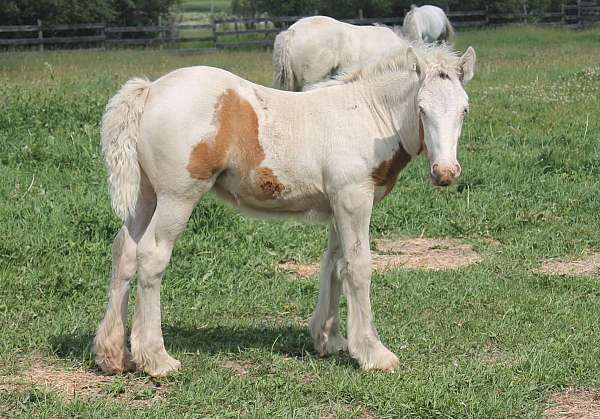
[0,0,115,25]
[111,0,178,25]
[0,0,176,26]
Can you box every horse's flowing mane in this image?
[308,41,461,90]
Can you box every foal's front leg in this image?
[309,226,347,356]
[331,186,399,371]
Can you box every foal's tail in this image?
[444,15,456,44]
[101,77,151,221]
[272,29,296,91]
[403,5,420,42]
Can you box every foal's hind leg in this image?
[309,226,347,356]
[129,192,202,377]
[94,176,156,374]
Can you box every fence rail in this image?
[1,2,599,53]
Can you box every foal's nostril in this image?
[453,164,462,177]
[431,163,459,186]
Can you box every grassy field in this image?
[176,0,230,13]
[1,26,600,417]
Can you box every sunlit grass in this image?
[1,26,600,417]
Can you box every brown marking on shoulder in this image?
[417,116,427,155]
[372,144,411,197]
[187,88,262,180]
[254,167,285,199]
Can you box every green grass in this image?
[1,26,600,417]
[177,0,230,13]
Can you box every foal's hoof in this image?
[359,346,399,372]
[95,349,136,375]
[140,354,181,377]
[314,333,348,357]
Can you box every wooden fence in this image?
[1,2,599,53]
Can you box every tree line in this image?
[232,0,566,18]
[0,0,568,26]
[0,0,176,26]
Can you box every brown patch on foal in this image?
[371,144,412,196]
[187,88,263,180]
[255,167,285,199]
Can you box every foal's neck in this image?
[355,74,421,156]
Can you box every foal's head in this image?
[407,46,476,187]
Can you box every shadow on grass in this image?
[50,324,356,369]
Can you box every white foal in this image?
[94,42,476,376]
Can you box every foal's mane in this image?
[308,42,461,90]
[371,22,404,38]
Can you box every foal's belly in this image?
[212,174,332,223]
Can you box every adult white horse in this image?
[273,15,405,91]
[403,5,455,44]
[94,41,476,377]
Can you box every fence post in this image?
[485,5,490,26]
[168,19,175,50]
[560,3,565,24]
[37,19,43,52]
[358,9,364,19]
[101,22,106,50]
[577,0,582,26]
[159,15,164,49]
[523,1,528,24]
[212,18,217,50]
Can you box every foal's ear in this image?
[459,46,476,84]
[406,46,424,78]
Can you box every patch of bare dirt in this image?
[278,260,320,278]
[222,360,255,377]
[544,389,600,418]
[0,358,166,407]
[477,339,518,367]
[278,237,482,278]
[374,237,482,271]
[299,371,317,385]
[535,253,600,277]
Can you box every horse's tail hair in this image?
[101,77,151,221]
[272,29,296,91]
[444,15,456,44]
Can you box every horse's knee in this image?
[136,238,172,284]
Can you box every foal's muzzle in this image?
[431,163,461,187]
